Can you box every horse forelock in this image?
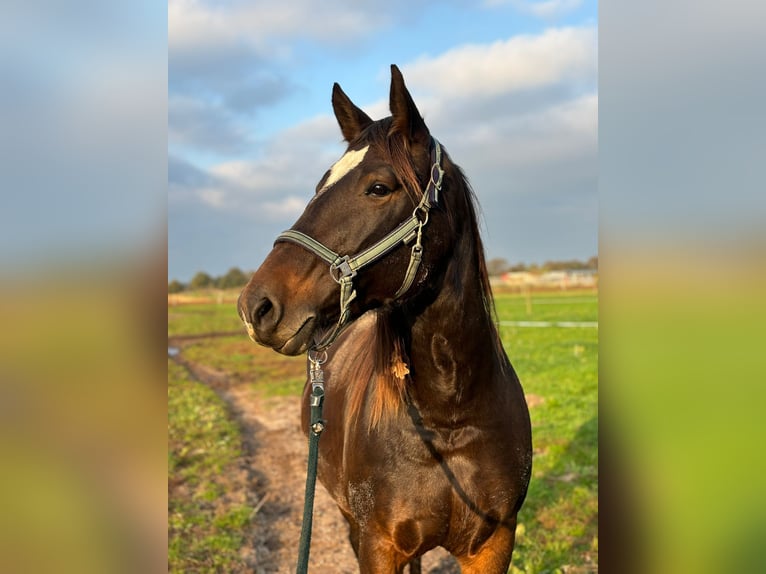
[351,119,424,207]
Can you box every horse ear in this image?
[332,83,374,142]
[389,64,429,146]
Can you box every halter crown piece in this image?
[275,138,444,352]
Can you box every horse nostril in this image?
[256,298,273,321]
[242,287,282,338]
[251,296,280,332]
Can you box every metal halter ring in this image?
[413,205,430,225]
[308,349,328,365]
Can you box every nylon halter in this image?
[275,138,444,352]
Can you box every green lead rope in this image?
[296,363,326,574]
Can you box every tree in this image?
[189,271,213,290]
[486,258,510,277]
[168,279,185,293]
[218,267,249,289]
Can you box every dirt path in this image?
[170,336,459,573]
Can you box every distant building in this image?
[495,269,597,289]
[498,271,536,287]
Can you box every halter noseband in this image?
[274,138,444,351]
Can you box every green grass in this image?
[168,302,243,337]
[495,291,598,573]
[495,289,598,323]
[167,290,598,572]
[168,359,255,573]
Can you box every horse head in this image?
[238,65,455,355]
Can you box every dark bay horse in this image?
[238,65,532,573]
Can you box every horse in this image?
[238,65,532,574]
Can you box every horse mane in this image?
[344,308,409,433]
[438,157,508,372]
[344,122,505,433]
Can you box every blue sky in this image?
[168,0,598,281]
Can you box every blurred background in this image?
[600,1,766,571]
[1,1,167,572]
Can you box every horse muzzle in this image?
[237,284,319,356]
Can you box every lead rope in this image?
[296,350,327,574]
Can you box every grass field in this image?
[495,291,598,573]
[168,359,255,573]
[168,288,598,573]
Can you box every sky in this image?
[168,0,598,282]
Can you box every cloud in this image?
[171,24,597,215]
[402,26,596,100]
[262,197,308,219]
[441,93,598,171]
[197,187,227,208]
[168,32,297,113]
[169,0,435,52]
[168,154,224,208]
[387,26,597,193]
[208,114,341,193]
[169,154,215,190]
[167,5,300,159]
[168,22,598,279]
[395,26,596,263]
[168,95,252,154]
[167,0,454,159]
[169,113,346,223]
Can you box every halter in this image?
[275,138,444,351]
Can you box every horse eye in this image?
[367,183,392,197]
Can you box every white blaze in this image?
[321,145,369,192]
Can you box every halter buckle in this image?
[330,255,356,282]
[430,162,444,191]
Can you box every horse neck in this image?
[405,217,503,419]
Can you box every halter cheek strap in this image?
[275,138,444,351]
